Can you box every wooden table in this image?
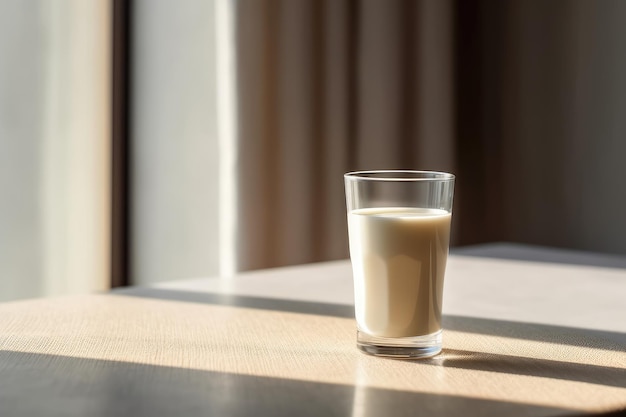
[1,244,625,416]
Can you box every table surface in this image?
[1,243,625,416]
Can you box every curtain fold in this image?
[234,0,626,271]
[235,0,454,271]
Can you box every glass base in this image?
[357,329,442,359]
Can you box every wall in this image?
[457,0,626,255]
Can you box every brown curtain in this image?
[234,0,626,271]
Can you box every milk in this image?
[348,207,451,338]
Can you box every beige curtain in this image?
[235,0,454,271]
[233,0,626,271]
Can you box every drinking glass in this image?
[345,170,455,358]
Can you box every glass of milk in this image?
[345,170,455,358]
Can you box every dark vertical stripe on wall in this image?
[453,0,506,245]
[478,0,507,242]
[453,0,488,245]
[111,0,132,287]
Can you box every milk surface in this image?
[348,207,451,338]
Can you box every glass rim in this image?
[344,170,455,182]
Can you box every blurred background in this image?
[1,0,625,302]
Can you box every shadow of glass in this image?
[442,315,626,353]
[0,350,568,417]
[422,349,626,389]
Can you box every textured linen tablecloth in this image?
[1,245,625,416]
